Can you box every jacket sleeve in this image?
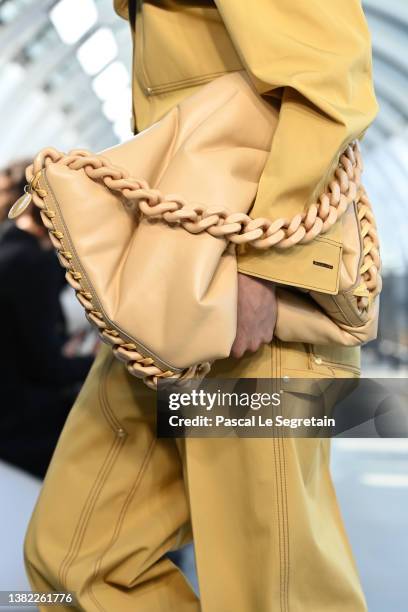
[214,0,379,290]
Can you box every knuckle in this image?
[231,344,244,359]
[249,341,261,353]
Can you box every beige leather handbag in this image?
[9,72,380,388]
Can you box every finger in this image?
[262,331,274,344]
[248,340,262,353]
[230,340,245,359]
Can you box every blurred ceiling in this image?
[0,0,406,271]
[0,0,133,160]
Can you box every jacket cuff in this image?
[237,233,342,295]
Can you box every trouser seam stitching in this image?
[277,341,289,612]
[99,354,123,432]
[273,436,284,612]
[272,340,285,612]
[280,436,290,611]
[58,436,124,591]
[87,437,158,611]
[58,355,122,589]
[279,345,290,612]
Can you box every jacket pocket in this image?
[308,345,361,378]
[277,342,358,436]
[134,1,243,96]
[279,341,360,379]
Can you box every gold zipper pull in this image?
[8,184,33,219]
[8,170,45,219]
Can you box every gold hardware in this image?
[8,186,33,219]
[30,170,48,198]
[107,329,120,337]
[31,171,47,195]
[352,282,370,298]
[8,171,48,220]
[30,171,42,191]
[29,171,48,198]
[90,310,103,319]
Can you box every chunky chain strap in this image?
[26,140,381,309]
[24,141,381,387]
[28,141,360,248]
[353,189,382,310]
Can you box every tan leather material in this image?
[310,191,381,330]
[25,73,279,386]
[275,288,379,347]
[14,72,381,388]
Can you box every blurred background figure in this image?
[0,159,28,222]
[0,159,96,478]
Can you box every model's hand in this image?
[230,273,277,359]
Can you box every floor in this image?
[331,438,408,612]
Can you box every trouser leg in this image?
[24,346,199,612]
[25,341,367,611]
[183,436,366,612]
[182,342,367,612]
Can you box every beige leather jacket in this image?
[114,0,380,374]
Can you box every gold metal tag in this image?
[8,189,32,219]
